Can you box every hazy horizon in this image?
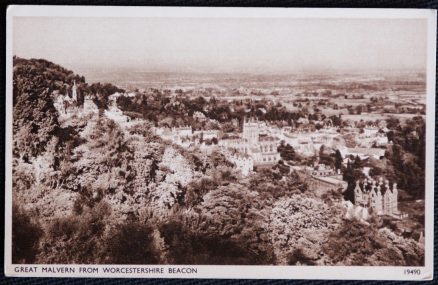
[13,17,428,76]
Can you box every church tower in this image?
[243,117,259,145]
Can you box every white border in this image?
[4,5,437,280]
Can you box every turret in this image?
[378,177,384,186]
[376,184,381,195]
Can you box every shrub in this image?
[12,204,43,263]
[160,222,273,265]
[103,221,160,264]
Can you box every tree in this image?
[342,161,355,202]
[323,220,385,265]
[269,195,343,263]
[353,155,362,169]
[13,84,59,159]
[335,149,343,170]
[277,141,296,161]
[38,201,111,264]
[103,221,160,264]
[386,117,400,130]
[184,177,218,207]
[160,221,272,265]
[12,204,43,263]
[73,118,134,196]
[319,145,325,159]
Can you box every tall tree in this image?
[335,149,343,170]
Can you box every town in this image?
[55,74,424,225]
[12,57,426,266]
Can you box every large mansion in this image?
[354,177,400,217]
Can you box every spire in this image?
[72,80,78,101]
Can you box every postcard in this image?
[4,5,436,280]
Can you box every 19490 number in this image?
[404,269,421,275]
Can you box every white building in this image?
[229,153,254,177]
[339,146,386,160]
[354,177,400,217]
[219,118,281,167]
[193,130,220,140]
[104,104,130,124]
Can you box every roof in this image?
[223,137,246,143]
[259,135,277,142]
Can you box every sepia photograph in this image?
[4,6,436,280]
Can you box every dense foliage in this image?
[117,91,309,131]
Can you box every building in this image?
[242,118,261,145]
[108,92,122,104]
[339,146,386,160]
[255,135,281,165]
[360,127,379,138]
[306,164,348,195]
[354,177,400,217]
[229,153,254,177]
[71,80,78,101]
[172,126,192,137]
[310,163,340,177]
[280,127,343,157]
[104,104,130,124]
[54,82,76,113]
[220,118,281,167]
[81,95,99,115]
[154,126,192,143]
[357,127,389,147]
[219,137,248,153]
[193,130,220,140]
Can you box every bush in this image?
[322,220,386,265]
[103,221,160,264]
[12,204,43,263]
[160,222,272,265]
[38,201,111,264]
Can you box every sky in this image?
[13,17,428,74]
